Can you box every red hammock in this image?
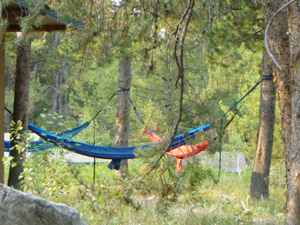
[147,131,209,172]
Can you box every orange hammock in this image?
[147,131,210,172]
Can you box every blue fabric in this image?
[171,123,211,147]
[28,123,153,159]
[108,159,121,170]
[28,122,211,159]
[129,95,212,147]
[4,122,90,152]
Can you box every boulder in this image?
[0,184,86,225]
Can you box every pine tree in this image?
[8,35,31,190]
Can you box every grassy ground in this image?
[111,169,286,225]
[4,154,286,225]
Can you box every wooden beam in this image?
[5,24,67,32]
[2,8,29,23]
[0,38,5,184]
[3,8,68,32]
[2,2,82,32]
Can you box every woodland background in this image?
[4,0,284,158]
[2,0,291,224]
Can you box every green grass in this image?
[3,152,286,225]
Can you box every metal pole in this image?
[93,157,96,185]
[93,120,96,185]
[218,119,223,180]
[0,37,5,184]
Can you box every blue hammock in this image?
[4,122,90,152]
[28,122,211,169]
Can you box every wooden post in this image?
[0,38,5,184]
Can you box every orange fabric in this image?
[176,158,183,173]
[147,131,209,172]
[148,132,163,143]
[165,141,208,158]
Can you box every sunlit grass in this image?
[3,152,286,225]
[73,163,285,224]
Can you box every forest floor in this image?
[71,159,287,224]
[3,149,286,225]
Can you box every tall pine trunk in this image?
[286,2,300,224]
[250,52,275,199]
[115,57,131,177]
[263,0,300,223]
[51,33,70,114]
[0,30,5,184]
[8,36,31,190]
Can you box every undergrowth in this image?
[4,149,286,225]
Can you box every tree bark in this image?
[115,57,131,177]
[250,52,276,199]
[0,26,5,184]
[286,2,300,224]
[263,0,291,173]
[51,33,70,114]
[264,0,291,150]
[8,36,31,190]
[263,0,300,224]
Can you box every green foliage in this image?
[3,120,34,166]
[23,151,123,224]
[23,150,70,201]
[207,0,264,52]
[20,154,285,225]
[223,128,248,153]
[128,150,217,202]
[3,1,287,224]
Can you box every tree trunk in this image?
[0,28,5,184]
[286,3,300,224]
[250,52,276,199]
[7,36,31,190]
[51,33,70,114]
[263,0,300,224]
[115,57,131,177]
[52,65,70,114]
[263,0,291,150]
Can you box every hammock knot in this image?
[118,87,130,92]
[261,74,273,81]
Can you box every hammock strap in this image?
[90,87,130,122]
[220,75,272,121]
[5,107,12,114]
[223,103,244,131]
[127,95,156,135]
[129,97,146,126]
[217,75,273,179]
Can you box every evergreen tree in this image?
[250,52,275,199]
[263,0,300,223]
[8,35,31,190]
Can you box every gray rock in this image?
[0,184,86,225]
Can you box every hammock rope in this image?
[130,75,273,173]
[220,75,273,120]
[4,75,273,173]
[4,88,123,152]
[217,74,273,178]
[90,88,129,122]
[27,121,213,171]
[218,118,223,179]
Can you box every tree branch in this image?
[153,0,195,167]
